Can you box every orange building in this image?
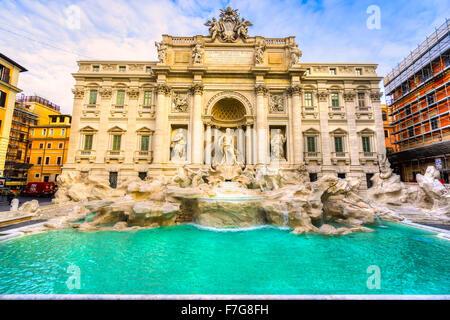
[27,114,71,182]
[384,20,450,183]
[381,104,394,154]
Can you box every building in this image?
[381,104,395,154]
[4,96,61,183]
[384,19,450,183]
[0,53,27,179]
[64,7,385,189]
[27,114,71,182]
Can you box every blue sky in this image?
[0,0,449,113]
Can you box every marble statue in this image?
[289,43,302,67]
[192,42,204,64]
[217,128,238,165]
[254,41,265,64]
[204,6,252,43]
[171,129,187,162]
[270,129,286,161]
[155,41,167,64]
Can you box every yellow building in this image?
[381,104,394,154]
[27,114,71,182]
[4,96,62,184]
[0,53,27,178]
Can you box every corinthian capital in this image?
[156,84,171,95]
[370,91,382,102]
[287,85,302,96]
[190,84,204,95]
[343,91,356,102]
[317,91,329,102]
[72,88,85,99]
[255,84,268,95]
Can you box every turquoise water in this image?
[0,222,449,295]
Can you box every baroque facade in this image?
[64,7,385,188]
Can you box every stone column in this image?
[66,88,84,165]
[153,84,169,164]
[190,84,204,165]
[344,90,360,166]
[318,89,331,167]
[290,85,303,164]
[245,123,253,164]
[237,126,245,163]
[255,85,268,164]
[286,93,294,164]
[371,91,386,154]
[205,123,212,165]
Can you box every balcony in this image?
[110,104,128,117]
[302,106,318,119]
[304,151,322,164]
[75,150,96,163]
[105,150,125,163]
[355,106,373,119]
[134,150,153,163]
[331,151,350,164]
[359,151,378,164]
[328,106,346,119]
[138,104,155,118]
[82,104,100,118]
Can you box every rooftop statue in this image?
[204,6,253,43]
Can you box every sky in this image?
[0,0,449,114]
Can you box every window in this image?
[109,172,118,188]
[0,65,11,83]
[45,157,50,165]
[84,134,93,150]
[309,173,317,182]
[305,68,311,75]
[357,92,365,107]
[331,93,339,107]
[306,136,316,152]
[304,92,313,107]
[16,150,22,160]
[44,176,49,182]
[19,133,24,142]
[146,66,152,73]
[30,129,34,136]
[405,106,411,115]
[0,90,6,108]
[116,90,125,106]
[384,130,388,138]
[35,173,40,178]
[42,128,47,136]
[140,135,150,151]
[59,142,64,149]
[138,172,147,180]
[143,91,152,106]
[334,136,343,153]
[119,66,126,72]
[362,136,371,152]
[49,129,53,136]
[112,135,121,151]
[57,157,62,165]
[408,127,414,137]
[93,65,99,72]
[61,128,65,136]
[51,116,57,123]
[89,90,98,105]
[337,173,346,179]
[382,111,387,121]
[47,143,51,149]
[427,94,435,105]
[37,157,42,164]
[431,118,439,130]
[39,143,44,149]
[26,157,30,163]
[356,68,362,76]
[329,68,336,75]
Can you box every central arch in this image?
[205,91,253,127]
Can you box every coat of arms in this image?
[204,6,253,43]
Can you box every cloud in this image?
[0,0,449,113]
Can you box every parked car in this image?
[21,182,56,197]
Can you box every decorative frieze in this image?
[269,94,285,113]
[102,64,117,71]
[343,91,356,102]
[128,64,145,71]
[318,91,329,102]
[172,93,189,112]
[370,91,382,102]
